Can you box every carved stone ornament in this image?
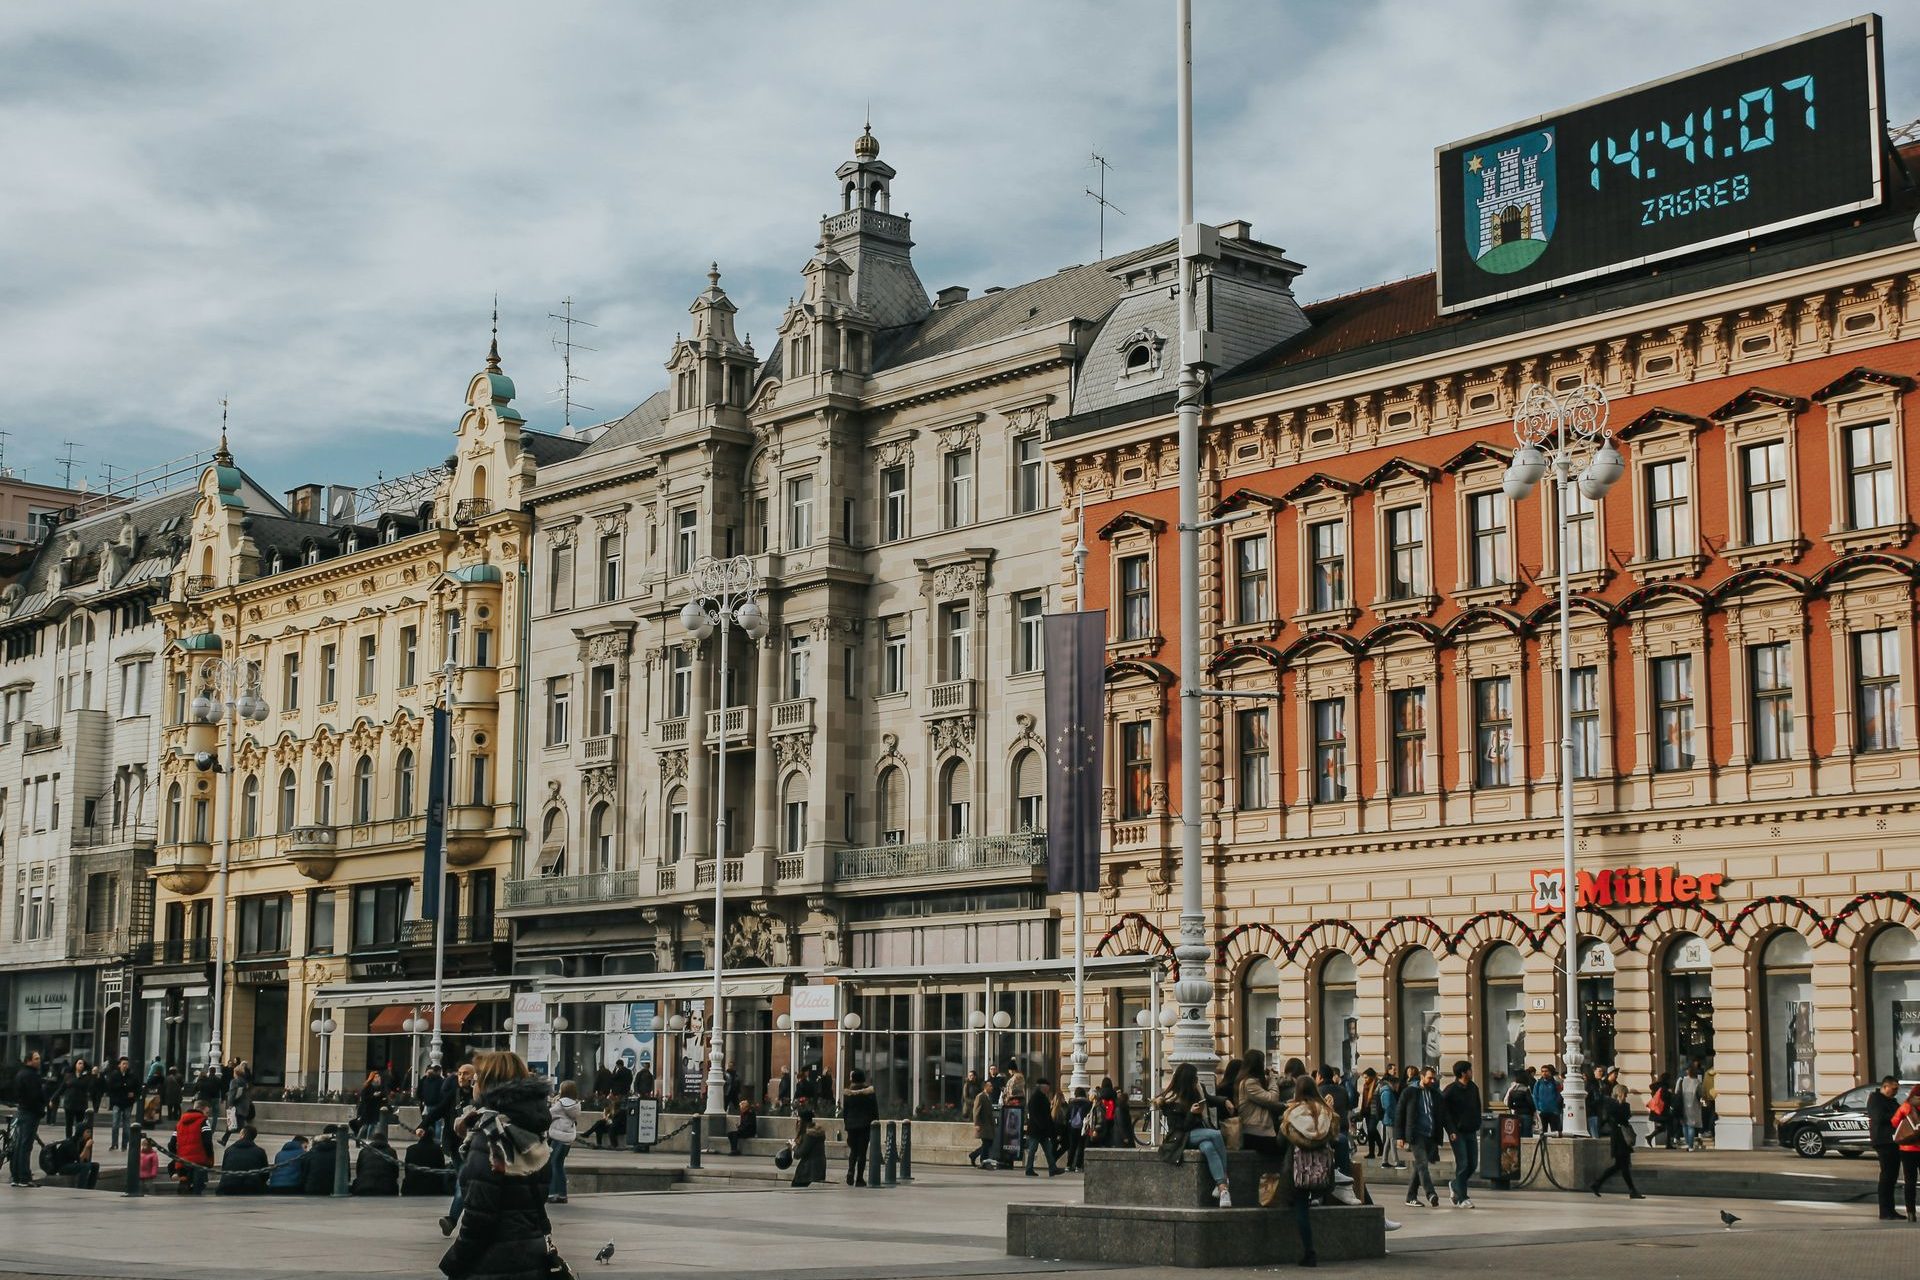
[584,631,631,663]
[931,563,980,599]
[724,912,785,968]
[548,524,577,550]
[930,716,975,756]
[1011,712,1042,751]
[593,509,628,536]
[935,416,981,452]
[583,766,617,800]
[774,731,815,773]
[661,749,688,783]
[875,731,907,772]
[875,438,912,470]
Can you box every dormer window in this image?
[1115,328,1167,386]
[1126,345,1153,372]
[304,545,320,567]
[269,551,283,574]
[383,522,400,545]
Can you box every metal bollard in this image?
[124,1120,143,1198]
[883,1122,898,1188]
[688,1114,703,1170]
[866,1121,883,1188]
[332,1134,351,1197]
[899,1119,912,1183]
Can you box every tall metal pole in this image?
[708,612,731,1118]
[1169,0,1214,1083]
[1069,497,1090,1094]
[207,673,236,1073]
[429,661,455,1069]
[1555,461,1589,1136]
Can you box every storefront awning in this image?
[312,979,513,1010]
[821,955,1163,985]
[535,969,801,1004]
[368,1001,479,1034]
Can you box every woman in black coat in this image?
[1589,1084,1645,1199]
[440,1052,560,1280]
[62,1060,93,1138]
[356,1071,390,1139]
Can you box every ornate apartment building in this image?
[513,128,1313,1105]
[1053,142,1920,1149]
[140,345,584,1089]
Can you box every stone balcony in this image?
[286,824,338,880]
[582,734,618,765]
[831,831,1045,893]
[924,679,975,718]
[503,868,642,913]
[659,717,689,746]
[771,697,815,734]
[703,705,753,745]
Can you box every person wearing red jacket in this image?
[174,1105,213,1194]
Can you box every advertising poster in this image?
[1894,1001,1920,1078]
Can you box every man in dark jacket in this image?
[609,1060,633,1101]
[104,1057,138,1151]
[1396,1066,1442,1207]
[1023,1080,1062,1177]
[193,1069,224,1131]
[417,1064,451,1144]
[267,1136,309,1194]
[840,1070,878,1185]
[302,1129,341,1195]
[217,1126,271,1195]
[351,1132,401,1196]
[9,1051,45,1187]
[1869,1075,1903,1220]
[404,1126,451,1196]
[1440,1060,1484,1208]
[634,1063,655,1100]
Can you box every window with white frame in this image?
[1653,655,1696,771]
[1474,676,1512,787]
[787,476,815,548]
[943,449,974,528]
[599,531,624,601]
[674,508,698,574]
[1569,666,1601,779]
[399,626,418,687]
[119,660,150,718]
[878,767,906,843]
[668,646,691,719]
[1741,441,1790,545]
[782,776,808,853]
[1312,698,1347,802]
[1557,484,1600,574]
[1013,592,1044,674]
[941,757,971,838]
[319,643,337,704]
[1119,721,1153,818]
[1012,749,1043,831]
[880,464,908,542]
[1844,422,1897,530]
[940,602,971,681]
[1234,534,1271,624]
[282,652,301,709]
[786,629,809,700]
[548,540,575,612]
[1119,554,1152,640]
[1749,642,1793,763]
[1309,520,1347,612]
[1467,493,1509,587]
[1855,629,1902,753]
[1237,708,1271,810]
[881,617,908,695]
[1391,687,1426,795]
[546,676,571,747]
[588,665,615,737]
[1014,434,1044,513]
[667,788,689,859]
[443,610,463,667]
[1645,460,1692,560]
[1386,506,1426,599]
[357,635,377,697]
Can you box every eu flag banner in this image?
[1044,610,1106,894]
[421,705,449,920]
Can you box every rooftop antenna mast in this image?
[1086,151,1125,260]
[57,441,82,489]
[0,429,11,477]
[548,297,598,431]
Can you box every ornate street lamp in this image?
[192,656,270,1074]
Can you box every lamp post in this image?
[666,1012,687,1102]
[679,555,769,1122]
[1502,380,1622,1138]
[428,660,457,1070]
[402,1009,428,1087]
[190,656,270,1074]
[309,1014,337,1096]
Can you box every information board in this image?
[1436,16,1884,312]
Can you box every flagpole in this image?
[429,661,455,1069]
[1069,495,1090,1095]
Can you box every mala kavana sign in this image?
[1530,866,1727,913]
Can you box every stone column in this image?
[1708,946,1758,1150]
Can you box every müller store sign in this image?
[1530,866,1728,913]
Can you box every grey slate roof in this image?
[522,429,592,468]
[581,390,670,457]
[0,487,201,625]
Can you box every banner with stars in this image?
[1044,610,1106,894]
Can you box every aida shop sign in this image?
[1530,866,1726,913]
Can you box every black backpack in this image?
[38,1136,77,1176]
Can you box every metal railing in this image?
[73,821,158,849]
[185,574,217,597]
[693,858,744,888]
[134,936,212,967]
[832,831,1046,884]
[503,868,640,910]
[453,498,494,525]
[23,725,61,752]
[399,916,509,945]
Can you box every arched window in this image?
[590,803,612,872]
[1126,343,1153,372]
[667,787,689,859]
[1317,952,1358,1077]
[278,768,297,831]
[877,767,905,844]
[315,762,334,824]
[539,807,566,876]
[1479,943,1526,1093]
[352,754,374,824]
[394,748,416,818]
[1011,749,1043,833]
[1242,956,1281,1062]
[191,795,210,843]
[1760,931,1816,1120]
[782,775,808,854]
[1576,941,1617,1071]
[240,775,260,839]
[165,782,183,843]
[1661,932,1715,1077]
[1397,947,1441,1071]
[940,758,971,839]
[1868,925,1920,1081]
[470,464,487,502]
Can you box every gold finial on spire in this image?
[215,398,233,466]
[486,294,502,373]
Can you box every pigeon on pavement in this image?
[1719,1210,1741,1229]
[595,1241,616,1265]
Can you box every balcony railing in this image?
[76,927,132,957]
[503,869,640,911]
[582,734,618,765]
[400,916,510,946]
[134,936,212,967]
[693,858,745,888]
[23,725,61,752]
[73,821,158,849]
[287,824,337,853]
[185,574,217,597]
[454,497,494,525]
[704,705,752,743]
[772,698,814,733]
[659,718,688,746]
[774,854,805,882]
[927,679,976,715]
[833,831,1046,884]
[656,864,678,893]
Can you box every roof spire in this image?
[708,261,721,290]
[215,398,233,466]
[487,294,502,373]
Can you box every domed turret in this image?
[853,123,879,160]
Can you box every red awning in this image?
[367,1002,478,1035]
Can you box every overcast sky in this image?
[2,1,1915,497]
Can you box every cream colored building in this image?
[142,340,583,1089]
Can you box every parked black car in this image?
[1778,1081,1920,1157]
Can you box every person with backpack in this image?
[1532,1065,1564,1136]
[1440,1061,1483,1209]
[1063,1086,1093,1173]
[1505,1068,1537,1138]
[1396,1065,1441,1208]
[1892,1082,1920,1222]
[1375,1070,1400,1169]
[1154,1063,1231,1207]
[1279,1067,1340,1267]
[1647,1073,1675,1148]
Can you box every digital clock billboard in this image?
[1435,15,1885,314]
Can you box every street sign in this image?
[790,984,836,1024]
[513,992,544,1026]
[633,1097,659,1147]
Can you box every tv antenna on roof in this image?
[1086,152,1125,260]
[548,297,598,431]
[58,441,82,489]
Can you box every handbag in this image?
[1257,1171,1284,1207]
[1894,1110,1919,1145]
[774,1146,793,1170]
[1290,1144,1335,1193]
[1221,1116,1243,1151]
[543,1236,578,1280]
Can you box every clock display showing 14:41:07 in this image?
[1588,75,1817,190]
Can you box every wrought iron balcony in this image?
[453,497,494,525]
[832,831,1046,885]
[503,869,640,911]
[400,916,510,945]
[185,574,217,597]
[73,821,158,850]
[133,936,212,967]
[22,725,61,752]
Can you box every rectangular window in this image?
[1391,687,1426,796]
[1119,554,1151,640]
[171,670,188,725]
[599,532,624,601]
[786,630,809,701]
[1856,629,1902,753]
[787,476,815,549]
[546,676,571,747]
[589,665,615,737]
[784,797,807,854]
[1237,709,1270,810]
[1468,492,1509,587]
[357,635,377,697]
[399,626,418,687]
[1569,666,1601,780]
[1473,676,1513,787]
[1749,642,1793,763]
[748,496,768,554]
[1741,441,1789,546]
[668,646,691,720]
[880,465,908,542]
[1234,534,1271,624]
[674,508,698,574]
[1845,422,1897,530]
[668,798,689,859]
[1119,721,1153,819]
[1653,654,1696,772]
[1015,434,1045,513]
[469,754,489,806]
[1386,506,1426,599]
[882,617,907,695]
[318,644,337,704]
[237,894,292,958]
[1646,460,1692,560]
[943,449,974,528]
[1312,698,1347,803]
[471,628,492,668]
[119,660,150,717]
[941,602,971,681]
[444,609,463,667]
[307,890,337,956]
[1309,520,1346,611]
[1560,484,1599,575]
[349,882,410,951]
[1013,592,1045,674]
[282,653,301,710]
[548,540,575,612]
